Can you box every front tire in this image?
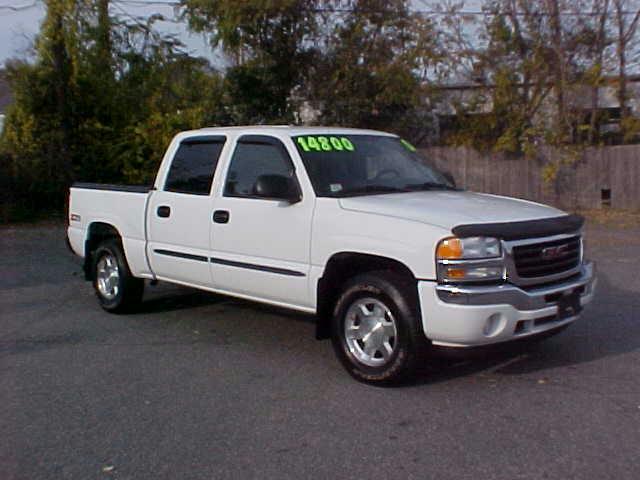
[92,239,144,313]
[331,271,430,385]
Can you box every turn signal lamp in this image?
[436,237,501,260]
[436,238,463,259]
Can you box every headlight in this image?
[436,236,504,283]
[436,236,501,260]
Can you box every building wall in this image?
[421,145,640,210]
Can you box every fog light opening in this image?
[483,313,504,337]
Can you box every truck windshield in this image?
[292,134,455,197]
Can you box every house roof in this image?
[0,70,12,113]
[435,74,640,91]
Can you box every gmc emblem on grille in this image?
[541,244,569,260]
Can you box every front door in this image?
[147,136,226,287]
[209,135,314,308]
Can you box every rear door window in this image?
[164,136,226,195]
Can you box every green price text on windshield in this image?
[296,136,355,152]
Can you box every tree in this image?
[580,0,611,144]
[444,1,556,152]
[1,0,79,215]
[305,0,441,142]
[442,0,613,151]
[612,0,640,140]
[1,1,227,220]
[181,0,323,123]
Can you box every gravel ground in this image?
[1,219,639,480]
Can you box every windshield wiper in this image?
[338,185,410,197]
[404,182,458,191]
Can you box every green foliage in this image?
[620,116,640,143]
[0,1,226,222]
[222,62,291,124]
[444,2,553,154]
[304,0,440,142]
[2,0,638,221]
[182,0,321,123]
[443,0,616,156]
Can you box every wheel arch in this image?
[83,222,123,280]
[315,252,418,340]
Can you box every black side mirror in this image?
[253,174,301,203]
[442,171,456,188]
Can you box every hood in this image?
[338,190,566,231]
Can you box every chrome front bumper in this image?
[436,261,596,311]
[417,261,596,347]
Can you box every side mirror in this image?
[253,174,301,203]
[442,171,456,188]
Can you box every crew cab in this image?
[67,126,596,384]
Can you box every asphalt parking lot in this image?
[1,220,639,480]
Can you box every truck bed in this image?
[67,183,153,278]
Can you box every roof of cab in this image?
[177,125,398,138]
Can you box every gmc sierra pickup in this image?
[67,126,596,384]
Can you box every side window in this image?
[164,137,226,195]
[224,138,295,197]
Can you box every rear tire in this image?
[92,239,144,313]
[331,271,430,385]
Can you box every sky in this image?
[0,0,484,68]
[0,1,220,67]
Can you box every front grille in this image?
[512,236,581,279]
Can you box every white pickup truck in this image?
[67,126,596,384]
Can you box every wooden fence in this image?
[420,145,640,210]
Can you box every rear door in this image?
[209,135,314,308]
[147,135,226,287]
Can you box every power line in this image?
[111,1,640,17]
[0,1,39,11]
[1,1,637,17]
